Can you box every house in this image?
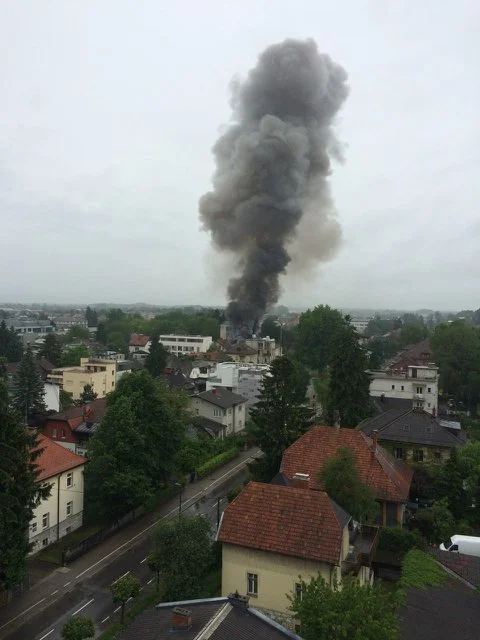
[244,336,280,364]
[119,592,302,640]
[159,334,213,355]
[224,341,259,364]
[350,317,371,334]
[205,361,270,417]
[43,397,107,455]
[159,367,196,393]
[359,404,466,464]
[218,482,378,621]
[387,339,432,372]
[279,426,413,526]
[191,389,248,435]
[29,435,86,554]
[128,333,151,354]
[370,364,439,415]
[47,357,117,399]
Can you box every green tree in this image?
[65,325,90,343]
[96,322,108,344]
[319,447,378,522]
[153,516,213,600]
[326,325,372,427]
[110,573,140,624]
[85,396,153,521]
[61,616,95,640]
[411,497,455,543]
[79,384,97,404]
[38,333,62,366]
[433,448,469,519]
[61,345,90,367]
[0,320,23,362]
[60,389,76,411]
[12,345,46,421]
[247,356,311,482]
[107,331,127,354]
[399,322,428,347]
[147,550,163,592]
[85,306,98,328]
[295,305,347,372]
[0,378,50,592]
[290,574,399,640]
[145,334,167,378]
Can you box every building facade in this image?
[191,389,248,435]
[370,364,439,415]
[159,334,213,354]
[205,362,269,416]
[47,357,116,399]
[350,318,371,334]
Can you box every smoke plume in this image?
[199,38,349,335]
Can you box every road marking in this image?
[0,598,46,632]
[147,578,153,585]
[139,587,144,591]
[127,596,133,602]
[114,606,121,613]
[101,615,110,623]
[38,630,55,640]
[112,571,129,583]
[72,598,94,616]
[50,590,58,596]
[140,557,147,564]
[63,581,71,587]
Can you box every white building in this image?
[159,334,213,354]
[370,364,439,415]
[244,336,280,364]
[44,382,60,413]
[10,320,55,344]
[205,362,269,416]
[350,318,371,334]
[191,389,248,436]
[29,435,86,554]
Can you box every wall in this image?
[44,383,60,412]
[370,372,438,414]
[380,440,452,465]
[191,397,246,434]
[29,465,85,554]
[221,543,334,614]
[159,335,213,354]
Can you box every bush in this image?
[196,448,238,477]
[409,498,455,544]
[378,527,424,555]
[227,486,242,502]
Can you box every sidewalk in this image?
[0,447,258,637]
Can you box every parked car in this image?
[439,535,480,558]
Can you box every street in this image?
[0,451,255,640]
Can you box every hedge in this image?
[378,527,424,555]
[196,448,238,477]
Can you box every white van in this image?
[439,535,480,557]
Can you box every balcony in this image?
[342,525,379,576]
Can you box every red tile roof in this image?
[129,333,150,347]
[46,397,107,428]
[280,426,412,503]
[217,482,345,565]
[35,434,87,481]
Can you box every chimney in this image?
[171,607,192,631]
[228,592,249,609]
[333,409,341,430]
[292,472,310,488]
[372,429,378,453]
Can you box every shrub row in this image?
[378,526,424,555]
[196,448,238,477]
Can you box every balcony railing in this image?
[342,524,379,576]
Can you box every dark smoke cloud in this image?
[199,38,349,335]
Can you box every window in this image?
[428,387,432,393]
[247,573,258,596]
[401,386,404,391]
[66,501,73,517]
[294,582,303,599]
[61,428,66,439]
[52,427,57,438]
[238,405,243,412]
[395,448,404,460]
[413,449,424,463]
[31,522,37,534]
[213,409,222,417]
[426,426,432,433]
[66,472,73,488]
[391,385,395,390]
[434,451,441,463]
[416,387,423,394]
[42,513,49,529]
[42,538,49,547]
[427,403,431,408]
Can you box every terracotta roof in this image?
[217,482,347,565]
[46,397,107,427]
[129,333,150,347]
[387,339,432,371]
[35,434,87,481]
[280,426,412,503]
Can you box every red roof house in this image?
[35,433,87,482]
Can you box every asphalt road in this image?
[2,464,248,640]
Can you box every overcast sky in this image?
[1,1,478,311]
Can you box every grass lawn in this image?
[36,524,103,565]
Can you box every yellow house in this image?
[217,482,378,624]
[29,434,86,554]
[47,357,116,399]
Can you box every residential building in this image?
[191,389,248,435]
[29,435,86,554]
[9,319,55,344]
[218,482,378,621]
[370,364,439,415]
[159,334,213,354]
[224,342,259,363]
[47,357,117,399]
[43,398,107,455]
[119,593,302,640]
[386,339,432,372]
[245,336,280,364]
[359,404,466,464]
[52,315,88,330]
[350,317,371,334]
[128,333,151,354]
[279,426,413,526]
[205,361,269,416]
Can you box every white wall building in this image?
[159,334,213,354]
[191,389,248,435]
[44,382,60,413]
[370,364,439,415]
[29,435,86,554]
[350,318,371,334]
[205,362,269,416]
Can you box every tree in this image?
[290,574,399,640]
[433,447,469,519]
[85,396,153,521]
[60,389,76,411]
[0,378,50,592]
[96,322,108,345]
[110,573,140,624]
[38,333,62,366]
[85,306,98,328]
[295,305,347,372]
[12,345,46,421]
[247,356,311,482]
[61,345,90,367]
[147,550,162,592]
[319,447,378,522]
[65,325,90,343]
[153,516,213,601]
[410,497,455,544]
[79,384,97,404]
[145,334,167,378]
[0,320,23,362]
[325,324,372,428]
[61,616,95,640]
[107,331,127,354]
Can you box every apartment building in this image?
[370,364,439,415]
[159,334,213,354]
[191,389,248,436]
[47,357,117,399]
[206,362,269,415]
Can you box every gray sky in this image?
[1,0,478,310]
